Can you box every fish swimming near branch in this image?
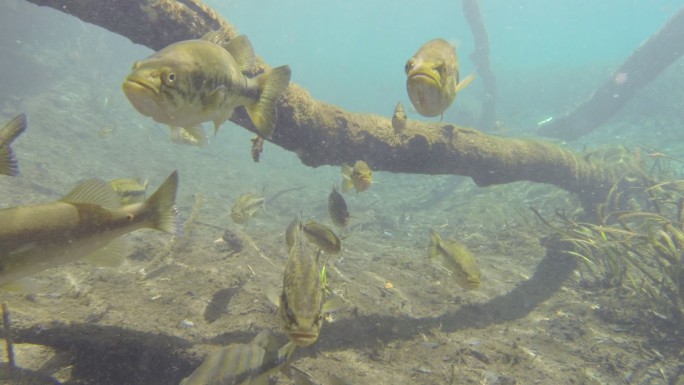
[428,229,481,290]
[0,171,179,287]
[405,38,475,118]
[123,31,291,144]
[341,160,372,193]
[0,113,27,176]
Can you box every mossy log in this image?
[537,6,684,140]
[25,0,639,208]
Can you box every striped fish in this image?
[179,330,296,385]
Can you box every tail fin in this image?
[428,229,441,259]
[246,65,291,139]
[145,170,180,235]
[0,113,27,176]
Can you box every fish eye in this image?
[404,59,413,74]
[126,213,135,221]
[162,70,177,86]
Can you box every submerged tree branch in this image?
[463,0,498,131]
[537,6,684,140]
[24,0,641,210]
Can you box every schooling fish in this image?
[0,113,27,176]
[0,171,179,287]
[427,229,481,290]
[405,38,475,118]
[123,31,291,144]
[341,160,372,193]
[179,329,296,385]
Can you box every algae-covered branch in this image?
[24,0,638,206]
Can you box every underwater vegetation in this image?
[536,147,684,343]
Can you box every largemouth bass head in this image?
[279,290,323,347]
[405,38,458,117]
[405,58,456,117]
[122,57,182,123]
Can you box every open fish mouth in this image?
[288,331,319,347]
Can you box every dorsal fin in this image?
[60,178,122,209]
[225,35,256,73]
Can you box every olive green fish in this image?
[0,113,27,176]
[0,171,179,287]
[279,224,342,347]
[230,193,265,225]
[391,101,407,131]
[405,38,475,118]
[302,221,341,254]
[123,31,291,144]
[341,160,372,193]
[109,177,149,204]
[179,329,296,385]
[328,185,349,228]
[428,229,481,290]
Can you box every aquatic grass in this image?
[537,152,684,338]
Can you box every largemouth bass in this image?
[405,38,475,118]
[123,31,291,144]
[0,171,179,287]
[428,229,481,290]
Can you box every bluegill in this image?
[328,184,349,228]
[302,221,341,254]
[123,31,291,144]
[0,171,179,287]
[179,329,296,385]
[405,38,475,118]
[341,160,372,193]
[0,113,27,176]
[428,229,481,290]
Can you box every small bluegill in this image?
[302,220,342,254]
[179,329,296,385]
[0,171,179,287]
[341,160,372,193]
[123,31,291,144]
[428,229,481,290]
[328,184,349,228]
[405,38,475,118]
[0,113,27,176]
